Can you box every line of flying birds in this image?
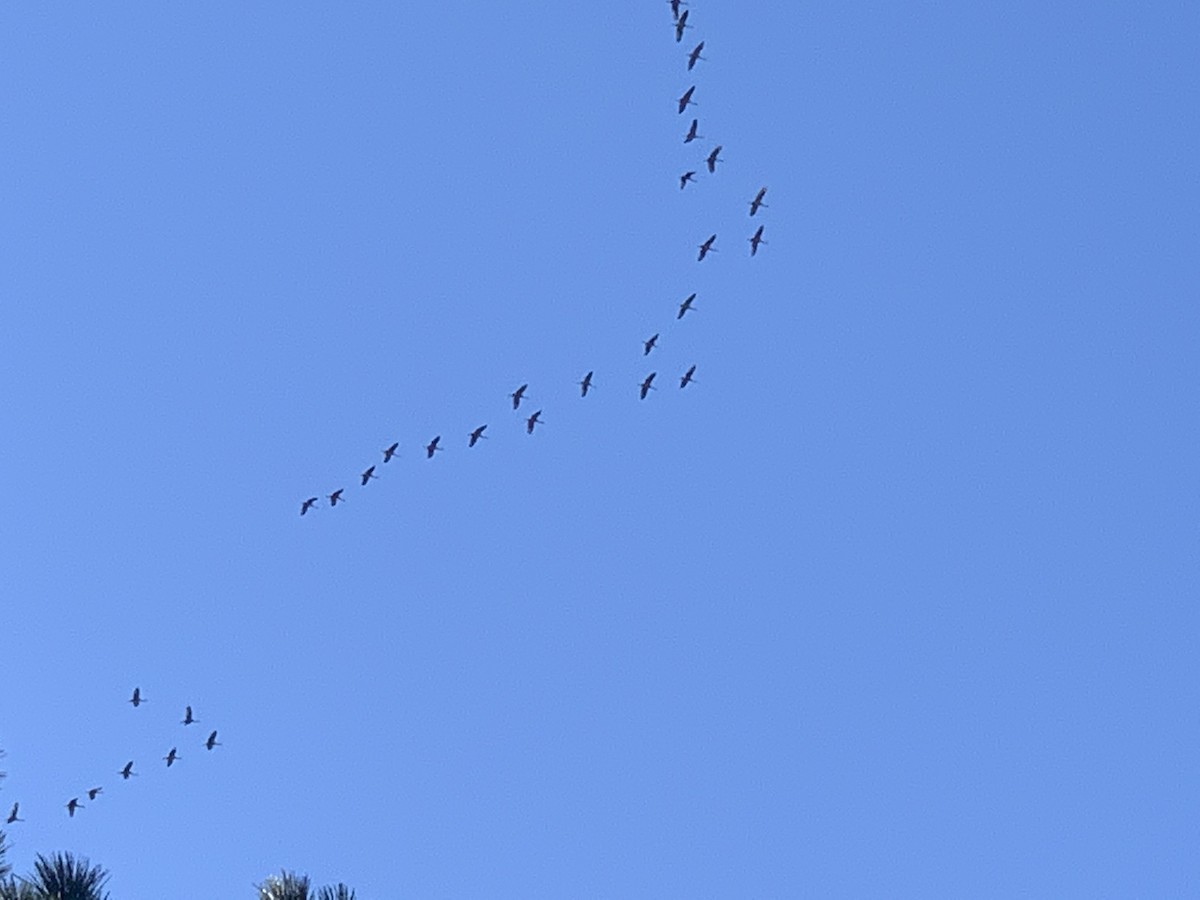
[3,687,221,825]
[298,1,768,517]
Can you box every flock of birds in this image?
[3,687,221,826]
[298,1,771,518]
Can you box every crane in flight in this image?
[684,118,701,143]
[680,365,698,388]
[382,442,399,463]
[674,9,691,42]
[6,803,22,824]
[129,687,146,708]
[526,410,543,434]
[677,293,697,319]
[426,436,443,458]
[468,425,488,447]
[300,497,318,516]
[677,85,696,114]
[749,187,768,216]
[579,371,594,397]
[680,170,697,190]
[119,761,136,780]
[510,383,529,410]
[181,706,198,725]
[163,747,180,768]
[688,41,706,71]
[643,334,660,356]
[749,225,767,256]
[328,489,345,507]
[360,466,378,486]
[698,234,717,261]
[87,787,102,801]
[706,145,723,173]
[640,372,658,400]
[206,730,221,751]
[668,0,686,21]
[66,798,83,818]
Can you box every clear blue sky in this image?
[2,2,1197,897]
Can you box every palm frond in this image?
[27,852,110,900]
[257,870,312,900]
[315,886,356,900]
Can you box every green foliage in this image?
[257,871,355,900]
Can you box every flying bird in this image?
[674,9,690,42]
[66,798,83,817]
[684,118,701,143]
[6,803,22,824]
[526,410,543,434]
[181,706,197,725]
[468,425,488,447]
[300,497,318,516]
[328,489,345,507]
[749,186,768,216]
[640,372,658,400]
[680,365,698,388]
[360,466,377,486]
[129,687,146,708]
[668,0,686,21]
[382,442,399,463]
[679,170,697,190]
[510,383,529,410]
[643,334,660,356]
[205,730,221,751]
[579,371,594,397]
[706,145,723,173]
[688,41,706,70]
[677,293,697,319]
[426,436,443,458]
[163,748,180,768]
[87,787,102,801]
[118,761,136,780]
[677,85,696,114]
[698,234,717,261]
[749,224,767,256]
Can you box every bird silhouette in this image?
[749,224,767,256]
[129,687,146,708]
[181,706,197,725]
[328,489,345,507]
[749,187,768,216]
[688,41,706,70]
[677,85,696,114]
[205,730,221,751]
[579,371,594,397]
[468,425,488,447]
[674,9,690,42]
[698,234,717,261]
[640,372,658,400]
[668,0,686,21]
[680,365,698,388]
[118,761,136,780]
[300,497,318,516]
[360,466,377,486]
[426,436,443,458]
[382,442,399,463]
[526,410,543,434]
[680,170,697,190]
[66,798,83,817]
[6,803,22,824]
[510,383,529,410]
[706,145,723,173]
[87,787,102,801]
[643,334,660,356]
[163,748,180,768]
[684,118,701,143]
[677,293,697,319]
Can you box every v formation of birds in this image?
[300,4,770,518]
[3,688,221,826]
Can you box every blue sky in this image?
[2,2,1197,896]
